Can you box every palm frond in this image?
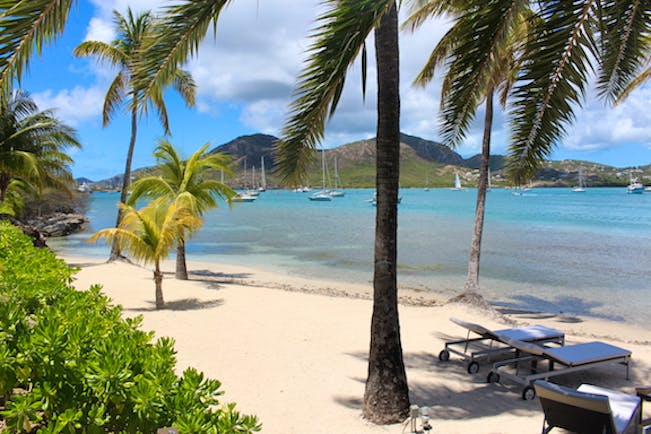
[127,176,175,205]
[103,72,127,126]
[614,63,651,104]
[275,0,394,185]
[402,0,469,32]
[171,69,196,108]
[596,1,651,103]
[132,0,231,109]
[72,40,127,67]
[438,0,528,148]
[0,0,74,97]
[412,26,458,88]
[507,1,600,184]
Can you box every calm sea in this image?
[51,188,651,325]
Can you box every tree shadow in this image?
[159,269,255,290]
[190,269,253,280]
[492,295,625,322]
[334,350,651,421]
[124,298,224,312]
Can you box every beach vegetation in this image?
[127,139,235,280]
[73,8,196,262]
[0,221,260,433]
[275,0,410,424]
[90,198,201,309]
[404,2,533,296]
[0,90,80,215]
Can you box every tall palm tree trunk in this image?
[463,85,494,294]
[362,1,410,424]
[154,260,165,309]
[110,106,138,261]
[176,237,188,280]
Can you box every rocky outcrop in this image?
[27,213,89,237]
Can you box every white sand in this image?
[63,255,651,434]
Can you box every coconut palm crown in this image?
[0,90,80,207]
[73,8,196,260]
[127,139,235,279]
[90,198,202,309]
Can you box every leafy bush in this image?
[0,222,260,433]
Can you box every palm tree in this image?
[73,8,196,261]
[405,2,532,296]
[275,0,409,424]
[89,198,202,309]
[127,139,235,280]
[0,90,80,210]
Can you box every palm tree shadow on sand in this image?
[125,298,224,312]
[492,295,625,323]
[334,350,650,422]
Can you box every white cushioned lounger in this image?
[488,338,632,400]
[438,318,565,374]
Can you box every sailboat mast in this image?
[321,148,326,190]
[261,156,266,190]
[243,159,247,189]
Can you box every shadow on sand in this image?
[124,297,224,312]
[335,347,651,422]
[492,295,625,322]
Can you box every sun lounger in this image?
[438,317,565,374]
[487,338,632,400]
[534,380,641,434]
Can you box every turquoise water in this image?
[51,188,651,325]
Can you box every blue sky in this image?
[20,0,651,180]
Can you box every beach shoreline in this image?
[61,253,651,433]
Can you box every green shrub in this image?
[0,222,260,433]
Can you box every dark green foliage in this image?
[0,222,260,433]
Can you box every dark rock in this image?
[27,213,89,237]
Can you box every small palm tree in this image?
[405,2,532,295]
[89,198,202,309]
[73,8,196,261]
[0,90,80,209]
[127,139,235,280]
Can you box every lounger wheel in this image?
[522,386,536,401]
[486,371,500,383]
[438,349,450,362]
[466,361,480,374]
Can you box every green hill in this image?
[85,133,651,190]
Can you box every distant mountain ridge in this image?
[80,132,650,189]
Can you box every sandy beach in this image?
[62,254,651,434]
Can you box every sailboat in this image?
[232,159,257,202]
[627,170,644,194]
[246,164,259,197]
[572,168,586,192]
[451,173,463,190]
[309,149,332,201]
[329,156,345,197]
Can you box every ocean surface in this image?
[51,187,651,326]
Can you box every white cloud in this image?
[85,17,115,43]
[32,86,105,126]
[561,85,651,152]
